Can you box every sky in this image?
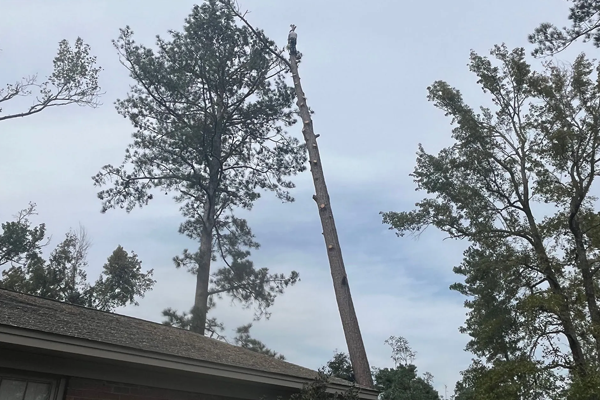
[0,0,587,396]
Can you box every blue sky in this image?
[0,0,586,395]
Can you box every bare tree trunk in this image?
[288,51,373,387]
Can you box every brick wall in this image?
[65,377,227,400]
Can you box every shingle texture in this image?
[0,289,342,383]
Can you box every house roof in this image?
[0,289,368,392]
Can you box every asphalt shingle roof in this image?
[0,289,342,383]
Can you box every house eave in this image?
[0,324,379,399]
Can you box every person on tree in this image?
[288,24,297,55]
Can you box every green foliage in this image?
[163,311,284,360]
[162,298,227,339]
[385,335,416,367]
[530,0,600,56]
[374,366,440,400]
[569,363,600,400]
[325,351,355,382]
[382,44,600,398]
[161,307,193,330]
[93,0,305,334]
[233,323,285,360]
[323,337,439,399]
[92,245,156,311]
[0,205,154,312]
[0,203,46,269]
[452,358,563,400]
[208,217,300,320]
[288,371,359,400]
[0,37,102,122]
[374,336,439,400]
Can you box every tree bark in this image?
[191,94,225,335]
[288,52,373,387]
[191,202,215,335]
[529,226,588,375]
[517,157,588,374]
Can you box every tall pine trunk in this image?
[190,159,220,335]
[191,95,224,335]
[288,49,373,387]
[96,3,307,338]
[191,201,215,334]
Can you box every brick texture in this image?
[64,378,225,400]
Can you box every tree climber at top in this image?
[288,24,297,55]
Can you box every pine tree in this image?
[94,1,306,335]
[222,4,374,386]
[283,26,373,388]
[530,0,600,56]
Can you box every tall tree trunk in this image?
[530,231,588,375]
[191,96,224,335]
[518,158,589,374]
[288,51,373,387]
[191,201,215,335]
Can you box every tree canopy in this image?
[383,44,600,399]
[0,204,154,312]
[93,0,306,335]
[0,37,102,122]
[325,351,355,383]
[530,0,600,56]
[323,337,439,400]
[289,371,359,400]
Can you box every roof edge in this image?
[0,325,378,398]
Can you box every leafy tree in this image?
[323,337,439,399]
[374,366,440,400]
[233,323,285,360]
[0,203,47,269]
[0,205,154,312]
[373,336,439,400]
[92,244,156,311]
[1,37,102,122]
[382,44,600,398]
[451,358,563,400]
[385,335,416,367]
[93,0,305,334]
[325,351,355,382]
[451,369,476,400]
[289,370,359,400]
